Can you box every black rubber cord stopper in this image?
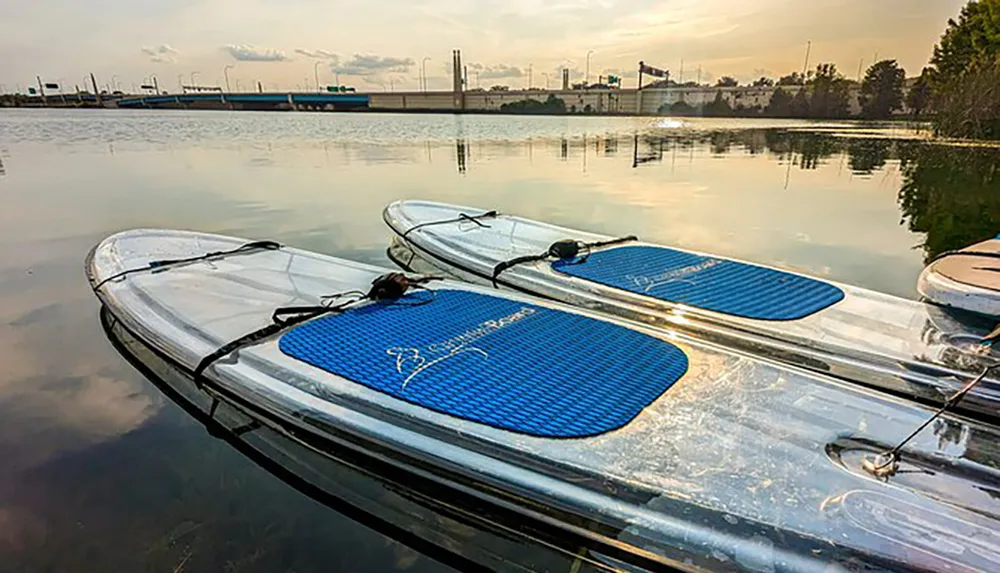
[548,240,581,259]
[368,273,410,300]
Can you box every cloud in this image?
[295,48,338,60]
[140,45,179,64]
[332,54,414,76]
[141,44,178,56]
[477,64,524,79]
[601,67,637,79]
[223,44,289,62]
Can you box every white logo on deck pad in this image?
[387,307,537,390]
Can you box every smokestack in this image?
[452,50,464,93]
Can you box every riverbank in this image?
[1,84,920,119]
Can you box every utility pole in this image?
[313,60,321,92]
[91,73,102,105]
[679,59,684,83]
[802,40,812,78]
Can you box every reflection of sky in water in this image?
[0,108,998,571]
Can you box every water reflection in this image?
[622,130,1000,260]
[898,144,1000,262]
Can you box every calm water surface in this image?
[1,108,998,572]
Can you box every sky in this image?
[0,0,969,93]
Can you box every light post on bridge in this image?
[542,73,549,89]
[235,79,242,92]
[586,50,594,87]
[421,57,430,92]
[314,61,322,92]
[223,65,234,92]
[190,71,200,89]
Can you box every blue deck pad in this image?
[279,289,688,438]
[552,246,844,321]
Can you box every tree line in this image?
[658,0,998,137]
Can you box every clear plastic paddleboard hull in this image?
[89,228,1000,573]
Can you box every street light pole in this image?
[224,65,233,92]
[177,74,184,92]
[313,60,321,92]
[190,71,199,90]
[528,63,533,90]
[421,57,430,92]
[235,79,242,92]
[586,50,594,86]
[542,73,549,89]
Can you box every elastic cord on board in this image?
[92,240,281,291]
[400,210,499,241]
[193,272,440,388]
[863,360,1000,479]
[491,235,637,287]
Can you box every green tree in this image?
[702,91,733,116]
[930,0,1000,84]
[860,59,906,119]
[928,0,1000,138]
[906,68,934,117]
[751,77,775,87]
[764,88,793,116]
[777,72,806,86]
[790,88,811,116]
[716,76,738,87]
[499,94,567,114]
[660,100,698,115]
[808,63,850,118]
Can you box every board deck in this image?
[551,245,844,320]
[280,289,688,437]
